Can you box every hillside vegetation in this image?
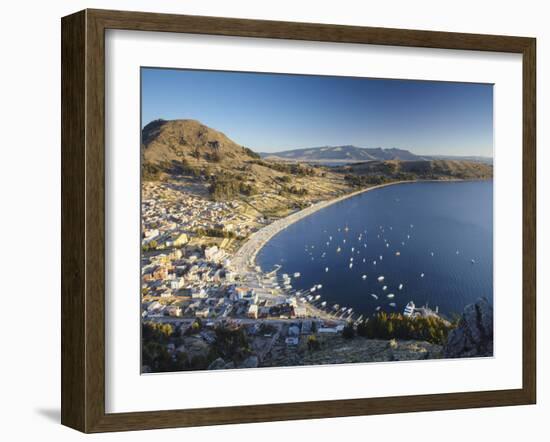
[141,119,492,209]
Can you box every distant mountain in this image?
[261,145,425,163]
[261,146,493,165]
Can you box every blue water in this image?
[256,181,493,318]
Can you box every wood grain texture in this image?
[61,10,86,431]
[60,8,537,433]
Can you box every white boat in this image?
[351,247,355,252]
[375,306,381,311]
[389,302,396,308]
[349,263,353,269]
[398,283,404,290]
[382,285,387,291]
[329,236,333,241]
[404,301,415,317]
[316,284,323,289]
[336,247,341,253]
[373,260,377,265]
[420,273,425,278]
[343,239,347,244]
[379,255,383,260]
[362,275,367,280]
[386,243,390,248]
[321,301,327,307]
[371,294,379,300]
[314,294,321,300]
[430,251,434,256]
[293,272,301,278]
[471,259,476,264]
[325,267,329,272]
[350,257,354,262]
[387,293,395,299]
[456,250,460,255]
[377,276,385,282]
[363,258,366,263]
[395,251,401,256]
[310,286,316,292]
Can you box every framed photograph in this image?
[61,9,536,433]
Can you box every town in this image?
[141,180,350,372]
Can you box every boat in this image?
[398,283,404,290]
[430,251,434,256]
[293,272,301,278]
[349,263,353,269]
[321,301,327,307]
[316,284,323,289]
[389,302,396,308]
[375,306,381,311]
[362,275,367,280]
[387,293,395,299]
[325,267,329,272]
[379,255,383,260]
[333,304,340,310]
[363,258,366,263]
[420,273,425,278]
[371,294,378,300]
[350,257,354,262]
[310,286,316,292]
[336,247,341,253]
[403,301,415,317]
[343,239,347,244]
[382,285,387,291]
[395,251,401,256]
[386,243,389,248]
[351,247,355,252]
[456,250,460,255]
[314,294,321,301]
[471,259,476,264]
[377,276,385,282]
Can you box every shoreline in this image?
[231,179,453,274]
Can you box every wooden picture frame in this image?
[61,8,536,433]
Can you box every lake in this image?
[256,181,493,318]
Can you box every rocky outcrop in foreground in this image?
[444,297,493,358]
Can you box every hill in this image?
[337,159,493,184]
[141,119,353,215]
[261,145,424,163]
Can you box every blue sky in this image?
[141,68,493,156]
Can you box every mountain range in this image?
[261,145,492,164]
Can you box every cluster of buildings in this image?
[141,182,256,249]
[141,181,349,368]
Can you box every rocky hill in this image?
[142,119,261,173]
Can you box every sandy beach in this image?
[231,180,414,275]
